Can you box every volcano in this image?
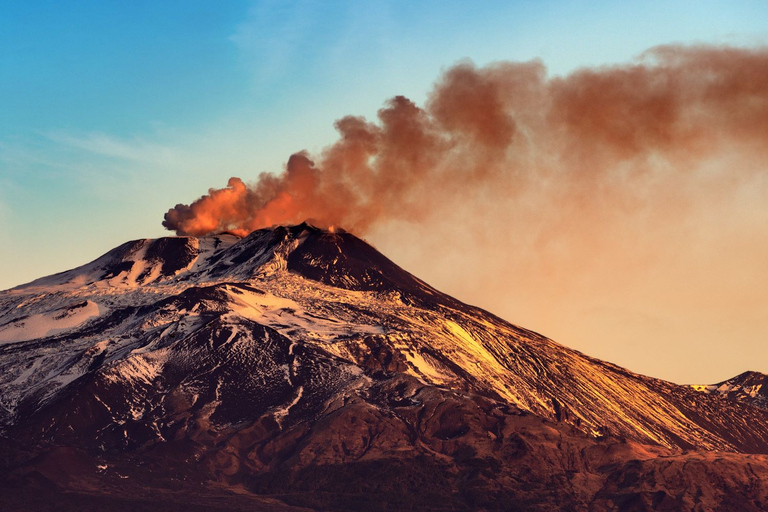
[2,223,768,511]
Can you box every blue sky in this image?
[2,1,767,382]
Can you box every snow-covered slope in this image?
[692,371,768,410]
[4,223,768,510]
[2,223,767,456]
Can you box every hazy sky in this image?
[2,1,767,384]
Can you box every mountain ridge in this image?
[692,370,768,410]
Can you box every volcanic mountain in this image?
[2,223,768,511]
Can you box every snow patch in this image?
[0,300,103,344]
[224,287,383,341]
[103,352,166,385]
[273,386,304,427]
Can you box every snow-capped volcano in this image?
[2,223,768,511]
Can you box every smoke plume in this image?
[164,45,768,238]
[163,45,768,382]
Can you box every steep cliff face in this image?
[2,223,768,510]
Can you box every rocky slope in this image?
[1,223,768,510]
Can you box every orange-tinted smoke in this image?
[163,45,768,237]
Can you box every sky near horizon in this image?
[2,1,768,384]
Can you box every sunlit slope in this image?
[1,223,767,454]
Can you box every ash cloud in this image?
[163,45,768,238]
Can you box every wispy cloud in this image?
[46,130,179,165]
